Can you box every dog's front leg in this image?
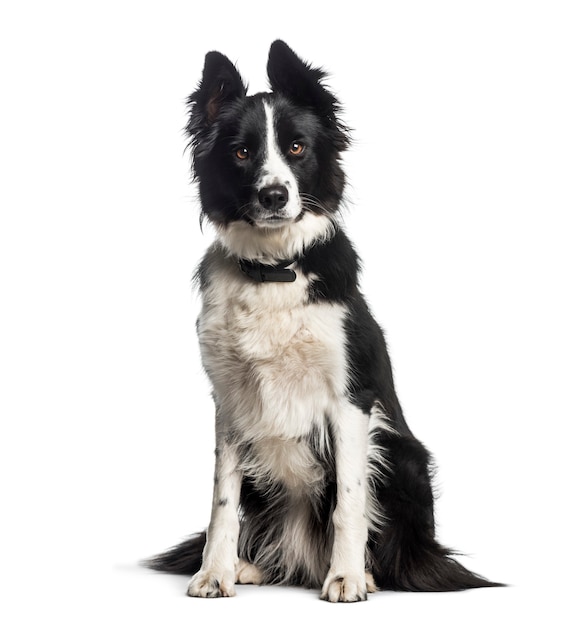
[321,403,370,602]
[187,437,241,598]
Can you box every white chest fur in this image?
[198,248,348,447]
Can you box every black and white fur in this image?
[146,41,502,602]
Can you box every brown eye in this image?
[289,141,305,156]
[235,146,250,160]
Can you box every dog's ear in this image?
[267,41,349,149]
[267,41,333,113]
[187,51,247,137]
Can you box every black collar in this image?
[238,258,297,283]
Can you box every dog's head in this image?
[187,41,350,259]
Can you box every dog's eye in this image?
[289,141,305,156]
[235,147,250,160]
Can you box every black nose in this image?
[258,185,288,212]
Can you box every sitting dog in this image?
[146,40,501,602]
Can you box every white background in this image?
[1,1,581,624]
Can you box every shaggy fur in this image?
[145,40,502,602]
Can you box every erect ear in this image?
[186,51,247,137]
[267,40,337,117]
[267,41,349,150]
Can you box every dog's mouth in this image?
[253,213,295,229]
[264,214,289,223]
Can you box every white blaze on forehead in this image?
[255,103,302,223]
[260,102,294,188]
[238,100,303,226]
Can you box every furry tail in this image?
[370,529,504,591]
[366,429,504,592]
[142,532,206,575]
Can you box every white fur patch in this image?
[198,250,348,445]
[216,211,335,263]
[251,103,302,225]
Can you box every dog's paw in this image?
[187,569,236,598]
[236,559,264,585]
[320,572,368,603]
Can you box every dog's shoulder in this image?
[298,225,361,304]
[195,242,233,294]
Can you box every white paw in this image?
[187,569,236,598]
[236,559,264,585]
[320,572,368,603]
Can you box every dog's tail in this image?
[368,429,505,592]
[370,528,504,591]
[142,532,206,575]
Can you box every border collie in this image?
[146,40,502,602]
